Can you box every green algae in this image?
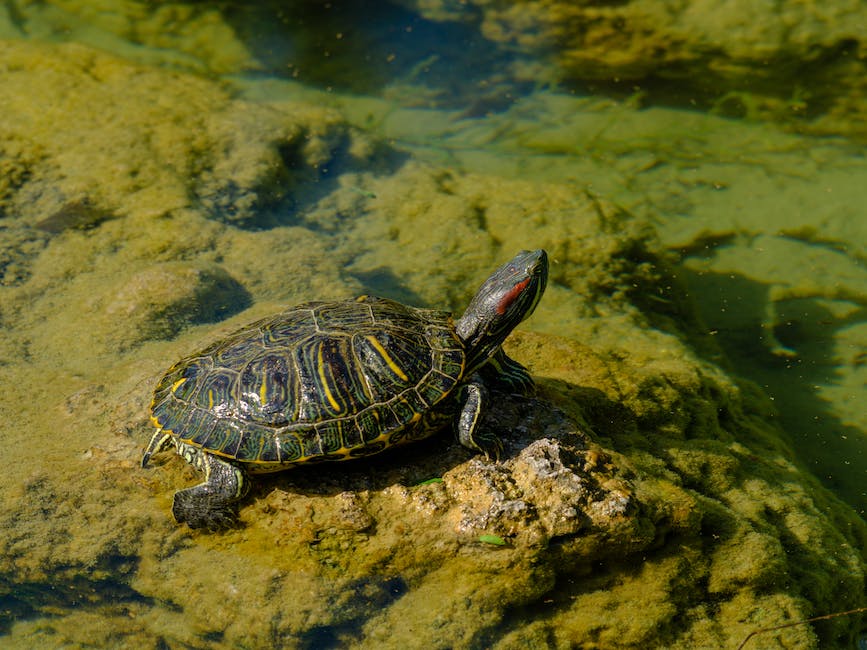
[0,10,864,650]
[6,0,256,74]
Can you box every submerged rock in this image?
[0,39,353,228]
[35,198,118,233]
[394,0,867,136]
[102,262,252,349]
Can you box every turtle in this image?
[143,249,548,529]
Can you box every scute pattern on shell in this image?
[150,296,465,467]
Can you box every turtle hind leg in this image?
[171,442,249,530]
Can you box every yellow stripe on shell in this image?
[365,335,410,382]
[259,376,268,406]
[317,343,342,413]
[170,377,186,393]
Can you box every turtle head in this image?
[455,249,548,371]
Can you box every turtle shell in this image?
[150,296,466,469]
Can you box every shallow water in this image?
[0,2,865,648]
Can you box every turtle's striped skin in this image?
[143,250,548,529]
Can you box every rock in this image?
[398,0,864,85]
[395,0,867,136]
[443,417,632,545]
[0,40,351,227]
[102,262,251,349]
[13,0,256,73]
[35,198,118,233]
[327,160,656,321]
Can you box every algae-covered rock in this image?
[397,0,867,87]
[394,0,867,137]
[5,323,863,648]
[101,262,251,348]
[0,39,351,227]
[308,160,661,330]
[13,0,256,73]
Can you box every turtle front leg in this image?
[172,441,249,530]
[454,378,503,461]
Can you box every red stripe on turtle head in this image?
[496,278,529,315]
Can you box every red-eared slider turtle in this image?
[143,249,548,529]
